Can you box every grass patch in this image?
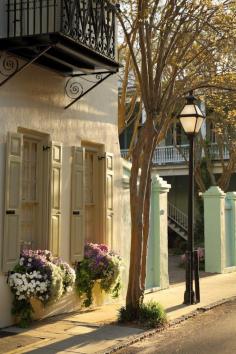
[118,300,167,329]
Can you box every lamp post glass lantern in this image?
[179,91,205,135]
[178,90,205,305]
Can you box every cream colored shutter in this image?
[70,147,85,263]
[49,142,62,257]
[104,153,114,247]
[2,133,23,272]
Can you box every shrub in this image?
[139,301,167,328]
[118,304,138,323]
[118,301,167,328]
[75,243,122,307]
[7,250,75,327]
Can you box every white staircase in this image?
[168,202,188,240]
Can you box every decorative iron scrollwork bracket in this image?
[0,46,52,88]
[0,54,19,78]
[64,71,116,109]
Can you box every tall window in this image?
[21,138,39,250]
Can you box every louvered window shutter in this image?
[104,153,114,247]
[49,142,62,257]
[70,147,85,263]
[2,133,23,272]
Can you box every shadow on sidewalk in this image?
[165,303,186,313]
[24,324,144,354]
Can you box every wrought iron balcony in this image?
[0,0,118,74]
[121,143,230,166]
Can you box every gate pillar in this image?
[203,186,225,273]
[146,175,171,290]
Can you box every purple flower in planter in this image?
[82,242,121,278]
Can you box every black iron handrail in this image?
[6,0,116,59]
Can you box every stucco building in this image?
[0,0,128,328]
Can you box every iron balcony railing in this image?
[6,0,116,59]
[121,143,230,165]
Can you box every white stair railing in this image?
[168,202,188,232]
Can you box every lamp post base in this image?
[184,290,196,305]
[183,250,196,305]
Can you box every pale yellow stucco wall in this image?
[0,54,125,327]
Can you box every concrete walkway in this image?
[1,272,236,354]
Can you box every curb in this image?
[103,296,236,354]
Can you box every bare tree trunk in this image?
[126,144,142,309]
[194,164,206,193]
[126,119,156,310]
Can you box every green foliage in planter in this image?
[75,243,122,307]
[75,258,95,307]
[118,301,167,328]
[11,298,34,328]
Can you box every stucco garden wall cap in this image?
[202,186,225,198]
[226,192,236,200]
[152,175,171,192]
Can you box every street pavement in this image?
[117,298,236,354]
[1,271,236,353]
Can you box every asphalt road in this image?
[118,299,236,354]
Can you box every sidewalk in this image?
[1,271,236,354]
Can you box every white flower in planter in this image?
[18,295,26,300]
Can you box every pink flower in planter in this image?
[98,244,109,253]
[197,247,205,261]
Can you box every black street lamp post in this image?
[178,91,205,305]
